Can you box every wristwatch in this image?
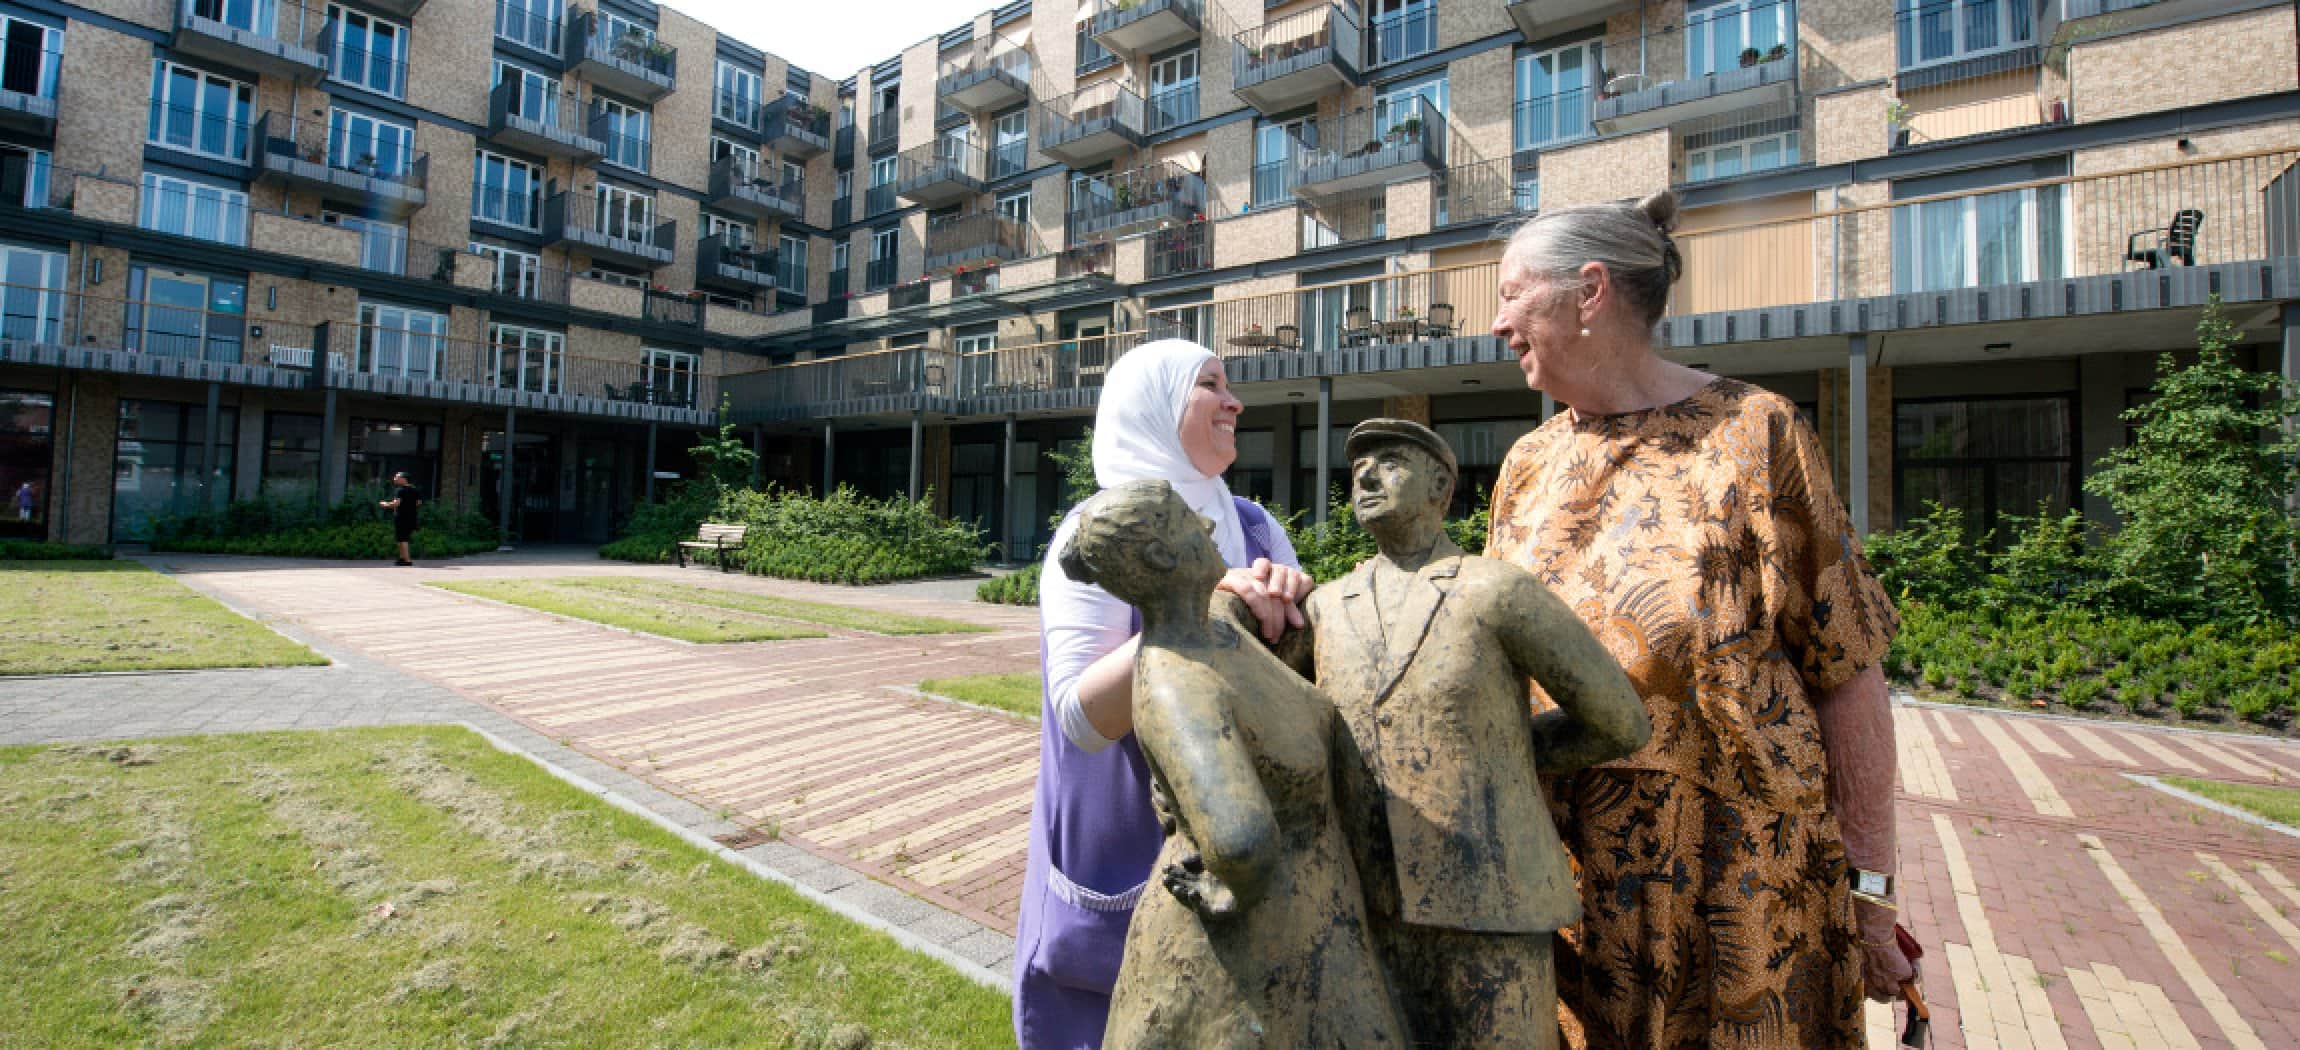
[1852,868,1894,908]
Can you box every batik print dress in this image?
[1486,378,1898,1050]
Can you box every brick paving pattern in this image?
[6,552,2299,1047]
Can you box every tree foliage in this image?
[686,395,759,500]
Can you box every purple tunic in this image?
[1013,497,1284,1050]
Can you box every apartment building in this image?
[3,0,2298,557]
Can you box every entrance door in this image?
[138,272,210,359]
[480,430,557,542]
[574,437,624,543]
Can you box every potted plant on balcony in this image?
[1766,43,1789,63]
[1738,47,1763,68]
[1885,98,1913,149]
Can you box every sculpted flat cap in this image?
[1345,418,1458,479]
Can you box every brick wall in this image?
[52,373,119,545]
[1447,47,1514,169]
[2070,7,2298,123]
[1799,0,1896,91]
[1541,130,1669,210]
[1213,205,1298,268]
[55,24,150,184]
[405,0,494,125]
[653,9,718,194]
[1814,83,1892,165]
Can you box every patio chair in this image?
[2126,208,2204,269]
[1274,324,1300,351]
[924,362,947,393]
[1424,303,1457,338]
[1341,306,1375,347]
[603,382,624,401]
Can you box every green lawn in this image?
[0,726,1012,1048]
[2163,776,2300,828]
[0,561,326,675]
[431,576,990,644]
[919,673,1043,719]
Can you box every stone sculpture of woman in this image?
[1059,479,1407,1049]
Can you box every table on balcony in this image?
[1377,319,1426,342]
[1227,332,1282,350]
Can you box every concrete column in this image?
[319,388,341,505]
[1848,335,1870,535]
[644,422,658,502]
[1315,377,1332,526]
[2284,304,2300,514]
[201,382,222,510]
[821,422,835,495]
[908,410,923,502]
[1002,414,1017,562]
[499,407,516,543]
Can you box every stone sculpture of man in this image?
[1282,418,1652,1048]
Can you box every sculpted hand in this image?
[1161,852,1240,920]
[1857,900,1918,1002]
[1216,558,1311,643]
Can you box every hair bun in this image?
[1636,190,1680,236]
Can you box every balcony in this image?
[1147,83,1200,133]
[827,266,849,298]
[1293,103,1446,200]
[1040,81,1149,167]
[486,80,606,161]
[864,256,896,291]
[542,190,674,269]
[894,140,986,207]
[924,211,1037,275]
[1146,219,1212,278]
[713,93,763,141]
[938,38,1031,114]
[835,123,855,157]
[253,113,428,216]
[172,0,329,83]
[1514,86,1597,155]
[1068,161,1207,240]
[832,196,852,226]
[708,156,803,222]
[494,0,561,62]
[0,39,60,135]
[1089,0,1203,57]
[694,232,777,292]
[1594,23,1797,136]
[1232,4,1363,116]
[568,11,675,102]
[868,108,900,151]
[763,96,832,158]
[865,184,897,216]
[1366,3,1435,68]
[1507,0,1632,42]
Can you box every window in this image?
[1148,49,1199,131]
[469,241,542,298]
[996,189,1029,225]
[597,97,650,172]
[112,400,237,541]
[1687,0,1793,79]
[259,411,322,502]
[1,144,50,210]
[328,109,415,179]
[139,173,248,245]
[1369,0,1436,66]
[644,348,701,408]
[495,0,560,53]
[1894,395,2075,538]
[1515,41,1600,151]
[1899,0,2032,69]
[782,158,804,190]
[1891,183,2067,293]
[1374,73,1447,140]
[1433,419,1539,516]
[148,61,253,162]
[0,242,67,344]
[325,210,408,273]
[1295,279,1386,352]
[472,151,543,230]
[0,388,54,539]
[1685,128,1798,182]
[711,135,760,178]
[870,155,897,187]
[329,6,406,97]
[495,61,559,125]
[716,60,762,127]
[356,302,446,379]
[594,182,655,242]
[347,419,440,494]
[491,323,564,393]
[991,110,1027,179]
[705,212,754,247]
[127,268,244,361]
[835,171,852,200]
[868,227,897,288]
[0,16,59,103]
[1253,118,1311,206]
[832,240,849,273]
[778,233,807,292]
[1513,170,1540,212]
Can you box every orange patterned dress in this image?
[1487,378,1898,1050]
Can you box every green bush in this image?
[149,490,500,560]
[1866,501,1988,605]
[598,484,715,564]
[0,539,111,560]
[709,485,986,585]
[977,563,1041,605]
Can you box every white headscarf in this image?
[1091,339,1245,565]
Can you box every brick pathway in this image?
[12,552,2300,1047]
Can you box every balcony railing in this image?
[864,256,897,290]
[1367,2,1436,67]
[708,155,803,221]
[714,91,763,138]
[173,0,329,82]
[696,232,777,294]
[1145,219,1213,278]
[318,323,717,410]
[865,184,897,216]
[1146,261,1496,360]
[1433,157,1519,229]
[1293,101,1446,199]
[146,102,255,164]
[593,102,651,172]
[725,345,957,413]
[1232,3,1363,114]
[542,190,674,269]
[827,266,849,298]
[1592,1,1797,136]
[641,288,703,327]
[569,11,675,101]
[486,80,607,161]
[1057,239,1115,280]
[832,196,853,226]
[138,177,250,247]
[1514,86,1597,154]
[0,38,62,133]
[1068,160,1208,240]
[495,0,559,55]
[938,37,1031,113]
[1147,82,1200,132]
[958,332,1142,399]
[1040,81,1149,167]
[763,96,832,157]
[868,107,900,150]
[1089,0,1203,57]
[989,140,1028,181]
[894,139,986,206]
[1250,159,1298,208]
[924,211,1038,274]
[254,112,429,215]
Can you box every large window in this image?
[711,135,760,178]
[496,0,560,52]
[127,268,244,363]
[0,16,59,105]
[259,411,321,503]
[1434,419,1540,517]
[597,96,650,172]
[0,242,67,345]
[777,233,807,293]
[329,6,406,97]
[1687,0,1793,79]
[1898,0,2032,70]
[469,241,542,298]
[325,210,408,273]
[1685,127,1799,182]
[1894,395,2075,538]
[716,60,761,127]
[594,182,655,242]
[139,173,248,246]
[328,109,415,179]
[1253,118,1311,206]
[113,399,238,541]
[0,389,53,539]
[643,348,701,408]
[495,61,559,125]
[1515,41,1600,151]
[492,324,564,394]
[996,188,1029,225]
[1148,49,1199,131]
[472,150,543,230]
[356,302,446,379]
[991,110,1028,179]
[1891,183,2067,293]
[1369,0,1436,67]
[348,419,439,494]
[148,61,253,162]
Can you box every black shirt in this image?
[392,485,422,527]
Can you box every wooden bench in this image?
[675,523,747,571]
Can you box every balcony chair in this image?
[602,382,624,400]
[1341,306,1375,347]
[1423,303,1456,338]
[924,362,948,393]
[2126,208,2203,269]
[1273,324,1301,351]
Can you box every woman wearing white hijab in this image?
[1014,339,1313,1049]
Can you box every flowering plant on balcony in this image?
[1247,323,1263,334]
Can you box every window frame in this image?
[471,150,545,231]
[1684,128,1799,183]
[354,300,447,379]
[1897,0,2034,71]
[148,60,254,163]
[596,95,651,173]
[1685,0,1793,80]
[490,322,565,394]
[138,171,248,246]
[327,5,407,98]
[715,59,762,127]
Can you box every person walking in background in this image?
[379,471,421,567]
[13,481,32,522]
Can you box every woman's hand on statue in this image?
[1215,558,1312,643]
[1162,853,1240,920]
[1856,899,1918,1002]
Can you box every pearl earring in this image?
[1579,327,1591,338]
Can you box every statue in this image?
[1282,419,1652,1048]
[1065,480,1408,1049]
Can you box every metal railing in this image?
[1514,87,1596,153]
[1368,2,1436,67]
[642,288,703,327]
[868,107,899,147]
[1433,157,1518,229]
[937,36,1032,94]
[1594,0,1796,123]
[543,189,676,260]
[0,279,300,369]
[593,104,651,171]
[572,11,676,84]
[897,138,987,189]
[146,101,255,164]
[925,211,1037,272]
[1234,3,1362,92]
[764,95,833,148]
[327,36,409,97]
[1295,100,1447,187]
[865,184,897,216]
[959,331,1143,397]
[321,322,718,408]
[865,256,897,290]
[494,0,560,54]
[1058,239,1116,279]
[1148,82,1200,132]
[710,154,804,214]
[178,0,330,55]
[255,111,430,192]
[1895,0,2035,74]
[1042,80,1148,152]
[1068,160,1208,240]
[1090,0,1204,42]
[989,140,1028,181]
[715,90,761,133]
[1250,159,1297,207]
[138,177,250,247]
[1146,260,1496,361]
[1146,219,1213,278]
[1076,26,1119,75]
[727,344,957,408]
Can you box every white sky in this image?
[662,0,995,82]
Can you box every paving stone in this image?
[830,879,941,927]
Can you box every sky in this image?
[663,0,987,81]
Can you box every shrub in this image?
[1981,505,2096,615]
[713,485,986,585]
[1866,501,1988,605]
[599,484,715,563]
[976,563,1042,605]
[150,490,500,560]
[0,539,111,560]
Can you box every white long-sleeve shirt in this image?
[1038,505,1301,753]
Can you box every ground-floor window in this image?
[112,399,238,541]
[1894,394,2076,539]
[1229,429,1274,505]
[260,411,324,504]
[0,389,54,538]
[1435,417,1541,517]
[948,440,1000,542]
[348,419,440,496]
[1292,427,1348,509]
[642,348,701,409]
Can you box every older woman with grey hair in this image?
[1483,191,1913,1048]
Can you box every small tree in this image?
[2084,297,2300,625]
[1045,428,1098,522]
[687,394,758,500]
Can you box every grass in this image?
[919,673,1043,719]
[0,561,325,675]
[0,725,1012,1047]
[2162,776,2300,828]
[430,577,990,644]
